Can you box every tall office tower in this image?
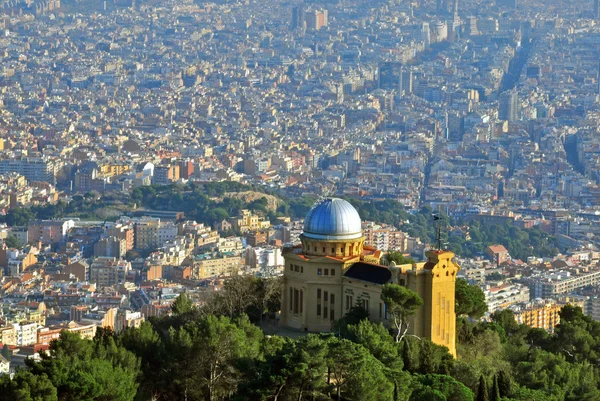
[421,22,431,46]
[290,5,305,30]
[451,0,460,29]
[305,9,328,30]
[499,90,519,122]
[378,61,403,90]
[431,21,448,42]
[466,16,479,36]
[400,69,413,96]
[596,0,600,19]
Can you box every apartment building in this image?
[0,157,57,183]
[523,267,600,298]
[94,236,127,258]
[89,257,131,287]
[27,219,75,245]
[183,252,244,279]
[512,299,586,331]
[37,321,97,345]
[134,217,177,250]
[485,282,530,312]
[362,222,408,252]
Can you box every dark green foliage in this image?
[410,387,447,401]
[171,293,195,315]
[0,370,57,401]
[449,220,558,260]
[476,375,489,401]
[5,275,600,401]
[325,337,395,400]
[381,284,423,342]
[333,304,370,336]
[3,235,21,249]
[1,344,11,361]
[491,374,500,401]
[496,370,512,398]
[411,374,474,401]
[343,319,402,370]
[26,331,140,401]
[386,251,415,265]
[402,339,418,373]
[3,208,35,226]
[455,279,488,319]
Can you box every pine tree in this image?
[476,375,489,401]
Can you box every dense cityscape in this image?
[1,0,600,399]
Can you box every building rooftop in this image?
[302,198,362,241]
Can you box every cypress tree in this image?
[491,374,501,401]
[497,369,511,397]
[476,375,489,401]
[401,340,416,372]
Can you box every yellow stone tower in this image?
[280,198,460,356]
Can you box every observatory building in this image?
[281,198,460,356]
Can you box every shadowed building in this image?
[281,198,460,356]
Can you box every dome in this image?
[303,198,363,241]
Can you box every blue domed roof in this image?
[303,198,363,240]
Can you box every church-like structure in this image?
[281,198,459,356]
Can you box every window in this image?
[324,269,329,276]
[324,306,328,319]
[330,294,335,305]
[323,247,326,253]
[300,290,303,314]
[332,247,335,253]
[346,295,353,311]
[300,266,304,273]
[379,303,382,318]
[317,289,322,316]
[294,289,299,314]
[317,268,322,275]
[330,310,335,321]
[289,264,293,271]
[331,269,335,276]
[289,288,293,311]
[324,291,328,302]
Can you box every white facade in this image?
[13,322,39,346]
[485,282,530,313]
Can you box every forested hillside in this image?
[1,279,598,401]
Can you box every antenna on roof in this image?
[433,214,443,250]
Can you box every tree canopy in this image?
[2,294,600,401]
[455,279,488,319]
[381,284,424,342]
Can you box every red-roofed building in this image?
[486,244,510,266]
